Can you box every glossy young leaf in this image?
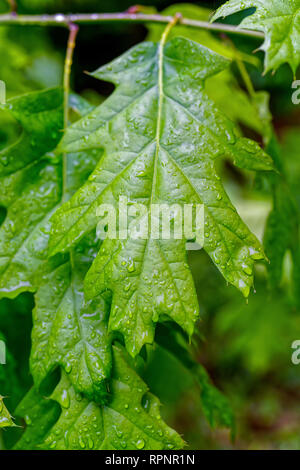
[0,325,31,414]
[212,0,300,75]
[50,37,273,355]
[0,396,14,428]
[40,346,184,450]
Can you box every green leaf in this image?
[212,0,300,75]
[0,28,33,97]
[13,386,61,450]
[196,364,235,435]
[39,346,184,450]
[0,396,14,428]
[31,235,112,402]
[0,88,63,299]
[0,325,31,413]
[207,78,272,139]
[50,37,272,355]
[0,90,99,301]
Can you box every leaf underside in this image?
[50,37,272,355]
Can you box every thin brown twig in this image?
[62,23,79,202]
[7,0,17,14]
[63,23,79,132]
[0,12,264,39]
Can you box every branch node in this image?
[126,5,141,14]
[174,12,183,23]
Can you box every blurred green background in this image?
[0,0,300,450]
